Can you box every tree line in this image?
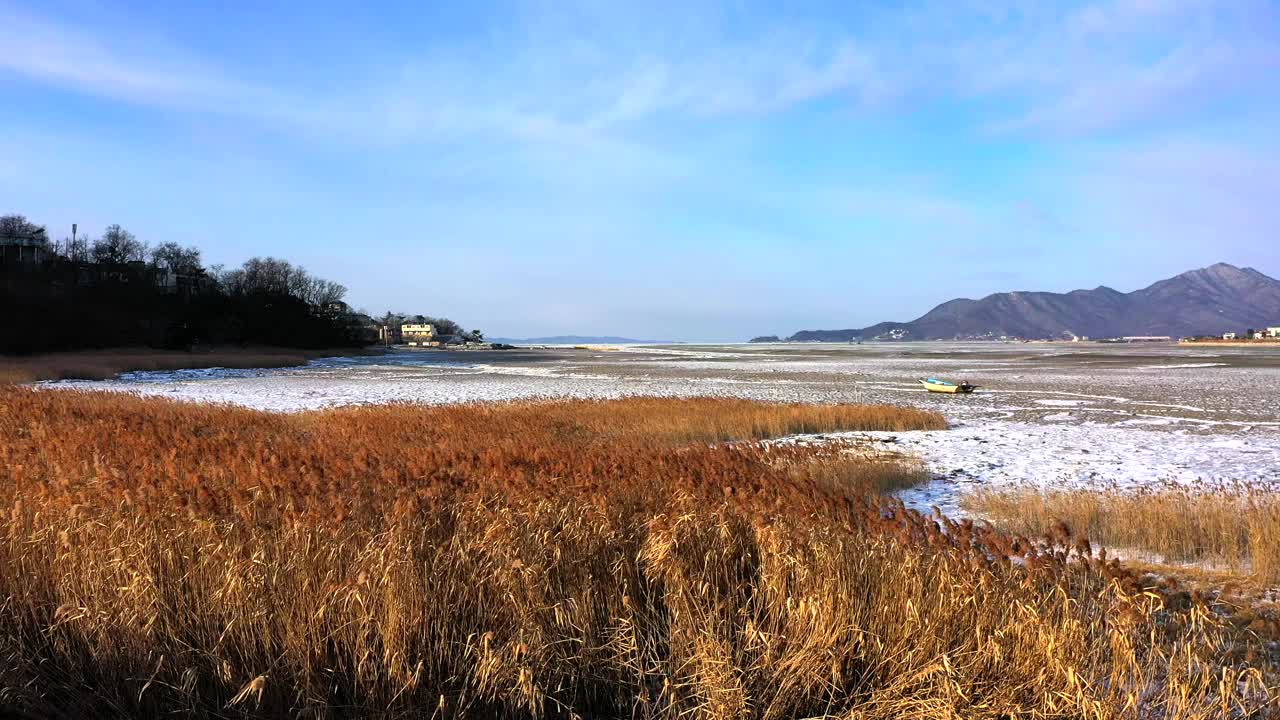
[375,313,484,343]
[0,214,469,355]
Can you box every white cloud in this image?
[1068,0,1177,35]
[0,6,259,110]
[985,2,1277,133]
[988,39,1266,133]
[673,37,884,116]
[0,5,889,137]
[2,2,1277,147]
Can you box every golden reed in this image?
[0,387,1274,718]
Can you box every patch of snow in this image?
[1133,362,1228,370]
[824,420,1280,516]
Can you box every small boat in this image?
[920,378,976,394]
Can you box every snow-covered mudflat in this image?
[52,342,1280,510]
[796,420,1280,515]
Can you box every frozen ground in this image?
[52,342,1280,511]
[791,422,1280,516]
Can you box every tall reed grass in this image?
[964,483,1280,583]
[0,388,1274,718]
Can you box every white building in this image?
[1222,332,1237,340]
[1268,327,1280,338]
[402,323,436,346]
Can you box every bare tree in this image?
[306,278,347,307]
[91,224,145,264]
[0,214,50,247]
[149,242,203,275]
[233,257,294,295]
[223,256,346,307]
[61,235,91,262]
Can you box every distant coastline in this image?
[490,335,668,345]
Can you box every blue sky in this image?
[2,1,1278,340]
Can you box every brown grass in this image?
[0,388,1276,718]
[0,346,372,384]
[963,483,1280,584]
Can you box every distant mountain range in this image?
[772,263,1280,342]
[490,335,665,345]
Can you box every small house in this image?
[0,234,51,264]
[402,323,435,346]
[1222,332,1237,340]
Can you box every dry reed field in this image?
[964,484,1280,584]
[0,347,359,384]
[1,386,1277,718]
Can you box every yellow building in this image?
[402,323,436,346]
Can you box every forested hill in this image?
[1,214,368,354]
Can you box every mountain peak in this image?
[1179,262,1273,283]
[1189,262,1246,276]
[1159,263,1275,296]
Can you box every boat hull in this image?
[920,379,974,394]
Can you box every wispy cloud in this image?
[3,1,1275,143]
[988,41,1274,133]
[962,1,1279,133]
[0,6,257,110]
[3,1,1277,338]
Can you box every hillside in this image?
[784,263,1280,341]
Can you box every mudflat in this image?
[50,341,1280,513]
